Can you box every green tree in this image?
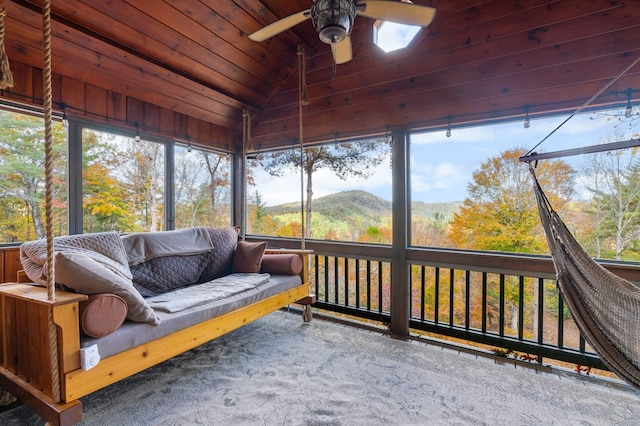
[0,111,66,240]
[262,138,389,238]
[585,144,640,260]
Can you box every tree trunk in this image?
[148,144,161,232]
[30,198,46,239]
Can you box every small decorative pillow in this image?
[79,293,127,338]
[260,254,303,275]
[232,241,267,273]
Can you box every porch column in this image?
[164,141,175,230]
[67,119,82,235]
[390,128,409,336]
[232,152,245,229]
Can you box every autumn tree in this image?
[448,147,575,253]
[82,130,140,232]
[448,147,575,333]
[201,151,231,227]
[0,111,67,241]
[175,150,207,228]
[119,139,164,231]
[261,138,390,238]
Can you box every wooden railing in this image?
[257,237,640,371]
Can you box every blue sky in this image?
[251,108,638,207]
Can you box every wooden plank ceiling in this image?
[3,0,640,151]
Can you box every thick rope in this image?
[0,7,13,89]
[297,44,306,250]
[42,0,61,402]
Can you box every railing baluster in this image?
[499,274,505,337]
[537,278,544,345]
[449,269,455,327]
[482,272,487,333]
[324,255,329,303]
[421,265,426,321]
[434,267,440,325]
[518,276,525,341]
[558,290,565,349]
[334,257,339,305]
[465,270,470,330]
[367,260,372,311]
[378,261,383,314]
[345,257,349,307]
[355,258,360,309]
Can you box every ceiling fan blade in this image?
[331,36,353,64]
[357,1,436,27]
[248,10,311,42]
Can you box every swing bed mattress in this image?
[80,274,302,359]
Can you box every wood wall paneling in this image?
[1,248,22,283]
[1,59,236,149]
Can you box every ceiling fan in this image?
[248,0,436,64]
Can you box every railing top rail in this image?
[250,235,640,282]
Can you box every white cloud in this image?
[410,161,469,195]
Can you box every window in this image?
[409,106,640,261]
[0,109,67,242]
[174,146,231,229]
[82,128,165,233]
[372,0,421,53]
[373,20,421,53]
[247,137,392,242]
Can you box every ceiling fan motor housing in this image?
[311,0,356,44]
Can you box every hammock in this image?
[530,165,640,389]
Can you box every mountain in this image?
[266,190,460,222]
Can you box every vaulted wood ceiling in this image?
[3,0,640,151]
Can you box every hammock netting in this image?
[530,166,640,389]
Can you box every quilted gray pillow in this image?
[131,253,211,297]
[198,227,239,283]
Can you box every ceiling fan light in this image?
[311,0,356,44]
[319,26,347,44]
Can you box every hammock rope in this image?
[530,165,640,388]
[524,53,640,159]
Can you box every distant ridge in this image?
[266,190,460,221]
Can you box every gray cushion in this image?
[198,227,240,282]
